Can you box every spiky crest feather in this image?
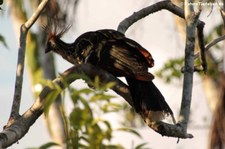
[42,19,71,42]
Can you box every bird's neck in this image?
[53,38,77,64]
[54,38,73,52]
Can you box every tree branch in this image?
[24,0,49,29]
[178,0,201,130]
[205,34,225,51]
[194,2,225,60]
[117,0,205,34]
[117,0,184,33]
[0,64,130,148]
[192,34,225,60]
[117,0,205,138]
[0,63,194,148]
[197,22,207,72]
[8,0,49,124]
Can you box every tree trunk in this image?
[209,74,225,149]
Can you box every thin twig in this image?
[197,22,207,73]
[205,34,225,51]
[193,34,225,59]
[193,4,225,59]
[24,0,49,29]
[8,0,49,124]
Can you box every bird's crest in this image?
[42,20,71,41]
[42,19,71,53]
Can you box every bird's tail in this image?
[126,78,175,123]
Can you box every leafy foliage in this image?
[157,22,224,83]
[41,76,149,149]
[121,104,145,127]
[156,57,184,83]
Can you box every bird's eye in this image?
[47,39,57,49]
[45,39,56,53]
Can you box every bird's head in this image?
[44,23,71,53]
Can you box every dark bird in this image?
[45,26,174,123]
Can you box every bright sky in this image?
[0,0,222,148]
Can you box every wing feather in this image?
[98,40,154,81]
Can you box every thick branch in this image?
[178,0,200,130]
[1,63,194,148]
[10,25,27,121]
[117,0,205,34]
[117,0,182,33]
[9,0,49,123]
[117,0,201,137]
[0,64,130,148]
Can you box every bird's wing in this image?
[97,38,155,81]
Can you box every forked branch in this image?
[117,0,204,137]
[8,0,49,124]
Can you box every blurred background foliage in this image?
[156,22,224,84]
[37,77,148,149]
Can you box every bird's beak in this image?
[45,48,51,53]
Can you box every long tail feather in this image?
[126,78,174,123]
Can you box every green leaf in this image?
[155,57,184,83]
[104,144,125,149]
[90,93,115,102]
[116,127,142,138]
[41,80,62,116]
[98,82,116,91]
[94,76,100,88]
[78,88,93,94]
[38,142,59,149]
[0,34,8,49]
[101,102,122,112]
[104,82,116,89]
[134,143,149,149]
[26,142,59,149]
[43,89,60,116]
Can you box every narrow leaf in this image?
[117,127,142,138]
[0,34,8,48]
[134,143,149,149]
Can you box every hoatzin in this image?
[45,27,174,123]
